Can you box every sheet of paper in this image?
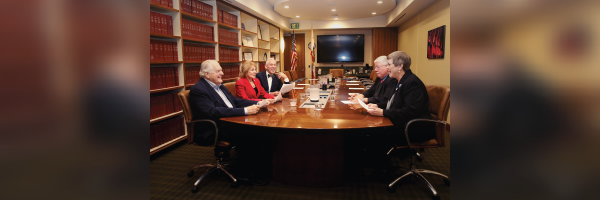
[279,82,296,94]
[348,93,359,95]
[293,87,304,90]
[257,100,268,107]
[341,100,359,104]
[274,93,282,101]
[358,99,373,110]
[297,84,309,85]
[308,79,318,80]
[346,84,359,85]
[349,88,364,90]
[347,81,360,83]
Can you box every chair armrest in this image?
[404,119,446,149]
[187,119,220,146]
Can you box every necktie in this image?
[380,79,383,83]
[268,74,271,78]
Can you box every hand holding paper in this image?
[279,82,295,94]
[358,99,372,110]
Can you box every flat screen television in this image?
[317,34,364,63]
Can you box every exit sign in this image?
[290,23,299,29]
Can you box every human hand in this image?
[367,103,378,109]
[270,91,280,97]
[246,105,260,115]
[278,72,288,80]
[267,99,277,104]
[367,107,384,116]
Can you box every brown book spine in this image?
[168,0,173,8]
[150,41,154,62]
[172,42,178,62]
[167,15,173,36]
[161,14,167,35]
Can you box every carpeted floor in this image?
[150,131,450,200]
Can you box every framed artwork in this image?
[427,25,446,59]
[243,52,252,61]
[245,37,253,47]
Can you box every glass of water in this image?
[300,93,306,99]
[290,99,297,107]
[329,95,336,102]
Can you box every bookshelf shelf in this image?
[219,61,242,63]
[218,22,240,31]
[181,11,217,24]
[150,2,179,13]
[270,52,279,54]
[151,61,183,64]
[241,29,256,35]
[151,85,184,94]
[151,33,181,39]
[182,37,217,44]
[150,134,187,155]
[219,43,241,47]
[151,111,183,124]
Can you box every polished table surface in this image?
[220,79,394,129]
[220,78,393,187]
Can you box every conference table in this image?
[220,77,393,187]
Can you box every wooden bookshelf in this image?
[218,22,240,30]
[150,2,179,13]
[151,85,184,94]
[241,29,256,35]
[151,61,183,64]
[219,43,241,47]
[181,11,217,23]
[182,37,217,44]
[150,134,187,155]
[151,33,181,39]
[151,111,183,124]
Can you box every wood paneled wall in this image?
[372,28,398,62]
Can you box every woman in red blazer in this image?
[235,61,277,102]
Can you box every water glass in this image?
[329,95,337,102]
[334,88,339,94]
[300,93,306,99]
[290,99,297,107]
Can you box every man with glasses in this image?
[350,56,397,108]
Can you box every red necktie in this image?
[380,80,384,83]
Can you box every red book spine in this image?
[174,67,179,86]
[158,94,165,117]
[161,14,168,35]
[172,42,178,61]
[196,1,201,17]
[150,41,155,62]
[166,92,173,114]
[150,11,154,34]
[218,9,222,23]
[150,96,155,119]
[167,67,174,87]
[167,15,173,36]
[191,0,196,16]
[169,0,173,8]
[158,41,164,62]
[150,68,155,90]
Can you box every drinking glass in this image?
[330,95,337,102]
[300,93,306,99]
[334,88,339,94]
[290,99,297,107]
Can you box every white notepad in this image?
[348,93,359,95]
[349,88,364,90]
[341,101,359,104]
[347,81,360,83]
[293,87,304,90]
[297,84,309,85]
[346,84,359,85]
[358,99,373,110]
[308,79,318,80]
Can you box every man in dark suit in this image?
[256,58,289,96]
[189,60,262,145]
[350,56,397,108]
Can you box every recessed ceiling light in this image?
[296,16,300,18]
[332,9,336,11]
[377,1,383,3]
[284,6,289,8]
[334,18,338,20]
[372,12,376,15]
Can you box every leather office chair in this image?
[387,85,450,198]
[223,81,238,98]
[178,90,239,193]
[330,69,344,78]
[289,70,297,81]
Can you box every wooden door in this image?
[284,33,305,79]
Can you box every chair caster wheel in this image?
[443,178,450,186]
[187,170,194,177]
[231,182,239,188]
[417,156,423,162]
[191,186,198,193]
[386,187,396,193]
[432,194,440,200]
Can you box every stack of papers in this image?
[349,88,364,90]
[346,84,359,85]
[279,82,295,93]
[347,81,360,83]
[358,99,373,110]
[341,101,359,104]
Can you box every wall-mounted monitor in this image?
[317,34,364,63]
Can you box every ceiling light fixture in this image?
[372,12,376,15]
[334,18,338,20]
[377,1,383,3]
[332,9,336,11]
[284,6,289,8]
[296,16,300,18]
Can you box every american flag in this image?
[290,30,298,71]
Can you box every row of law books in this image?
[182,19,214,41]
[181,0,213,20]
[150,11,173,36]
[150,0,173,8]
[218,29,238,46]
[151,67,179,90]
[151,39,178,62]
[217,9,237,28]
[150,117,184,149]
[219,47,239,62]
[184,43,215,61]
[151,93,182,120]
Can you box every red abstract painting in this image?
[427,25,446,59]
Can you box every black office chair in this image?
[387,85,450,198]
[178,90,239,193]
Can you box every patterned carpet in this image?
[150,131,450,200]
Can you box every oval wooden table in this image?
[220,78,393,187]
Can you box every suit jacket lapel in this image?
[200,79,228,107]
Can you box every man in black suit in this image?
[350,56,397,108]
[189,60,263,145]
[256,58,289,96]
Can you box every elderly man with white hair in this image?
[350,55,397,107]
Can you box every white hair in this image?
[374,56,388,65]
[266,58,277,65]
[200,60,219,78]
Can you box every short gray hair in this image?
[387,51,411,71]
[266,58,276,65]
[200,60,219,78]
[374,56,388,66]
